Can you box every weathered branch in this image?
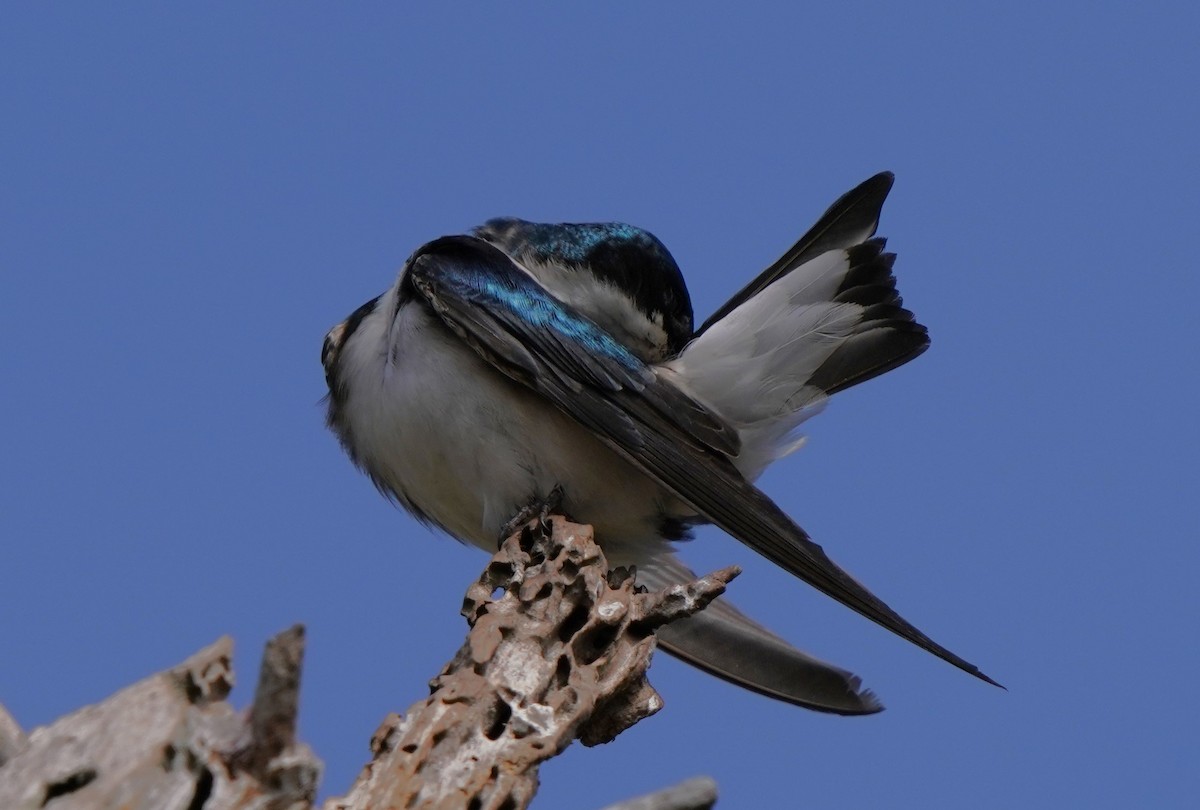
[0,517,729,809]
[326,516,735,810]
[0,629,320,810]
[0,702,28,769]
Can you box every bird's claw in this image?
[498,485,566,546]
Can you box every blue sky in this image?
[2,4,1197,807]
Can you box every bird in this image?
[321,172,998,714]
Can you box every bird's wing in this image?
[404,234,999,688]
[637,555,883,714]
[695,172,895,337]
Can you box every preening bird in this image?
[322,172,997,714]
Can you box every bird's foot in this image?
[498,485,567,546]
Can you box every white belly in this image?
[340,304,680,564]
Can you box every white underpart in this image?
[336,274,681,563]
[663,249,864,481]
[336,247,864,557]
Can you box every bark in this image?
[326,516,735,810]
[0,629,319,810]
[0,517,729,809]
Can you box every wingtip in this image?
[976,670,1007,690]
[957,658,1005,690]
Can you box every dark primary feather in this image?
[406,235,1000,689]
[696,171,895,337]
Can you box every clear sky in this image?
[2,4,1197,808]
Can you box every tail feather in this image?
[667,223,928,480]
[695,171,895,336]
[806,240,929,395]
[638,556,884,715]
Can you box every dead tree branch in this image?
[326,516,735,810]
[0,628,320,810]
[0,517,730,809]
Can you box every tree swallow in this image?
[322,173,997,714]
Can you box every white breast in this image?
[336,295,680,563]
